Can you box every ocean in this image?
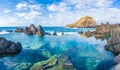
[0,27,114,70]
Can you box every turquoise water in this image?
[0,27,114,70]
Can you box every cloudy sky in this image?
[0,0,120,26]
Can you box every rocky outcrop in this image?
[15,24,45,36]
[105,26,120,56]
[24,27,33,35]
[66,16,97,28]
[15,27,24,32]
[95,22,111,34]
[30,24,37,34]
[0,37,22,55]
[83,22,115,39]
[103,25,120,70]
[52,32,57,35]
[37,25,45,36]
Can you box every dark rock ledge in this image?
[104,26,120,69]
[0,37,22,56]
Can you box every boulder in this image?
[111,63,120,70]
[24,27,33,35]
[0,37,22,55]
[66,16,97,28]
[15,27,24,32]
[114,54,120,64]
[52,32,57,35]
[37,25,45,36]
[85,30,93,37]
[30,24,37,34]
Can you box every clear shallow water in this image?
[0,27,114,70]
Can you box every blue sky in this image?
[0,0,120,26]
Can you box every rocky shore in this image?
[80,22,119,39]
[103,24,120,69]
[0,37,22,55]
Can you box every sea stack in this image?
[15,24,45,36]
[30,24,37,34]
[37,25,45,36]
[66,16,97,28]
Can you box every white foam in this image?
[56,32,78,36]
[0,30,10,34]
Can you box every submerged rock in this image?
[15,63,32,70]
[0,37,22,55]
[30,55,57,70]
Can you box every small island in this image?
[66,16,97,28]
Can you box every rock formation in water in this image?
[105,25,120,56]
[15,24,45,36]
[66,16,97,28]
[30,55,58,70]
[15,27,24,32]
[30,24,37,34]
[104,24,120,70]
[95,22,111,34]
[82,22,114,39]
[37,25,45,36]
[30,54,75,70]
[0,37,22,55]
[24,27,33,35]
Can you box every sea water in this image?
[0,27,114,70]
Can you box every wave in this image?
[65,27,79,29]
[0,30,10,34]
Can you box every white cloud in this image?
[16,2,27,10]
[47,2,71,12]
[0,17,26,27]
[2,0,120,26]
[4,10,11,14]
[28,4,42,11]
[64,0,114,9]
[16,2,42,11]
[43,0,120,26]
[16,11,42,20]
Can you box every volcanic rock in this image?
[0,37,22,55]
[37,25,45,36]
[30,24,37,34]
[105,26,120,56]
[24,27,33,35]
